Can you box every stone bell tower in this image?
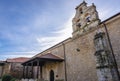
[72,1,100,37]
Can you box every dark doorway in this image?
[50,70,54,81]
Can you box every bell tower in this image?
[72,1,100,37]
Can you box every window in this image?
[80,11,83,14]
[86,17,90,22]
[76,23,81,28]
[79,8,83,14]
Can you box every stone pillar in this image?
[37,60,39,79]
[31,62,33,79]
[26,64,28,79]
[23,66,25,79]
[25,66,27,79]
[94,32,120,81]
[40,65,42,79]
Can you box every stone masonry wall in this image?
[65,30,98,81]
[104,15,120,73]
[0,66,3,78]
[3,63,11,75]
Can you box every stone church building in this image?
[1,1,120,81]
[22,1,120,81]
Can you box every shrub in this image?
[10,78,16,81]
[2,74,13,81]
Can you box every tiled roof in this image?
[6,57,30,63]
[22,53,64,65]
[37,53,64,60]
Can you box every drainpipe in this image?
[103,23,120,80]
[62,43,67,81]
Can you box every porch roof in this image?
[22,53,64,66]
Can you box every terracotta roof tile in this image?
[22,53,64,65]
[37,53,64,60]
[6,57,30,63]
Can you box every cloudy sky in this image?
[0,0,120,60]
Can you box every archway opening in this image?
[50,70,54,81]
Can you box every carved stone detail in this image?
[72,1,100,38]
[94,32,120,81]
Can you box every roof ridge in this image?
[38,53,64,59]
[48,53,64,59]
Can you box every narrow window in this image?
[76,23,81,28]
[79,8,83,14]
[86,17,90,22]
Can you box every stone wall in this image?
[104,14,120,72]
[42,62,65,81]
[2,62,23,79]
[10,63,23,79]
[0,66,3,78]
[65,29,98,81]
[2,63,11,75]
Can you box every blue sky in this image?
[0,0,120,60]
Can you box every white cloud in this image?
[32,12,52,28]
[98,8,112,21]
[36,14,74,51]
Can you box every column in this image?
[23,65,25,79]
[26,64,29,79]
[31,62,34,79]
[40,65,42,79]
[37,60,39,79]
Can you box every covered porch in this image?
[22,53,64,81]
